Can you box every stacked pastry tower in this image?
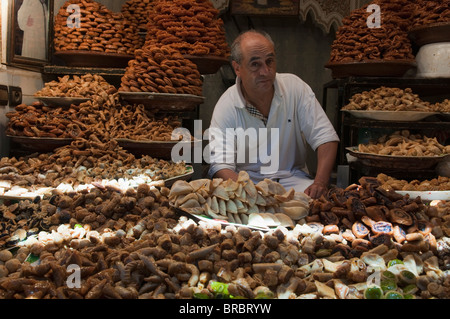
[119,45,203,96]
[54,0,143,55]
[328,0,416,63]
[144,0,230,58]
[121,0,155,33]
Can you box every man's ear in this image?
[232,60,240,77]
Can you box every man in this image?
[208,29,339,199]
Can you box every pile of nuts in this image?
[358,130,450,157]
[342,87,433,112]
[119,45,203,96]
[411,0,450,28]
[328,0,415,63]
[54,0,143,55]
[145,0,230,58]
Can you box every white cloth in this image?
[17,0,47,60]
[208,73,339,191]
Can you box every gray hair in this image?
[230,29,275,64]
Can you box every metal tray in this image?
[395,190,450,201]
[409,22,450,47]
[36,96,90,108]
[439,112,450,120]
[163,166,194,188]
[116,138,201,160]
[7,136,73,152]
[346,146,449,169]
[118,92,204,112]
[325,60,416,78]
[54,50,133,68]
[0,168,193,202]
[342,110,438,121]
[172,206,271,232]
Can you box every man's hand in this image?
[213,169,239,182]
[304,181,328,199]
[304,141,338,199]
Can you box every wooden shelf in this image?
[343,117,450,130]
[323,76,450,101]
[43,65,126,76]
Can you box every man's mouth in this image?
[257,78,271,84]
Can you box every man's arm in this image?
[304,141,338,199]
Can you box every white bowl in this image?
[416,42,450,78]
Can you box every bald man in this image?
[208,29,339,199]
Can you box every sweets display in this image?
[435,99,450,113]
[119,45,203,96]
[0,137,188,197]
[169,171,311,228]
[5,100,186,142]
[35,74,117,99]
[0,176,448,299]
[357,131,450,157]
[120,0,154,32]
[342,87,433,112]
[110,108,183,142]
[308,176,448,252]
[6,102,87,139]
[54,0,143,55]
[328,0,415,63]
[411,0,450,28]
[145,0,230,58]
[377,174,450,191]
[7,71,188,142]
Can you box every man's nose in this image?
[259,62,271,75]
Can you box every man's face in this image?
[232,34,277,96]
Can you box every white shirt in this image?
[208,73,339,183]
